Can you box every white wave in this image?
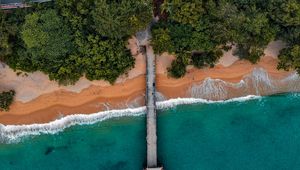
[246,67,274,94]
[190,68,300,99]
[0,95,261,143]
[281,72,299,82]
[0,107,146,143]
[190,78,228,99]
[156,95,261,109]
[155,91,166,101]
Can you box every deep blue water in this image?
[1,93,300,170]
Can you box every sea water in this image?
[1,93,300,170]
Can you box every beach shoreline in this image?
[1,40,299,125]
[1,54,298,125]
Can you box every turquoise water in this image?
[1,93,300,170]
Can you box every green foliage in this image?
[1,8,36,72]
[0,90,15,111]
[19,9,79,84]
[151,1,226,77]
[268,0,300,45]
[21,10,74,66]
[0,12,17,59]
[191,50,223,69]
[270,0,300,72]
[2,0,300,82]
[151,0,300,78]
[162,0,204,27]
[1,0,151,85]
[55,0,150,84]
[233,45,265,64]
[82,36,134,83]
[168,53,188,78]
[230,10,276,63]
[48,55,84,85]
[270,0,300,27]
[92,0,152,39]
[278,44,300,73]
[151,27,174,54]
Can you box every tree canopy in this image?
[0,0,152,85]
[1,0,300,82]
[92,0,152,39]
[0,90,15,111]
[0,12,17,59]
[278,44,300,73]
[151,0,300,78]
[21,9,74,73]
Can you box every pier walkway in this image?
[136,18,162,170]
[145,45,158,168]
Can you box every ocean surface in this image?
[1,93,300,170]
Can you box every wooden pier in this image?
[145,45,158,168]
[136,22,162,169]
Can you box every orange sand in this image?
[0,55,292,125]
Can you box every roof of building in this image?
[1,0,24,4]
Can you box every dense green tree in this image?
[226,8,276,63]
[191,50,223,69]
[19,9,80,84]
[268,0,300,71]
[161,0,204,27]
[56,0,92,27]
[268,0,300,44]
[0,12,17,59]
[278,44,300,73]
[270,0,300,27]
[48,55,85,85]
[92,0,152,39]
[152,1,227,77]
[81,36,134,83]
[151,26,174,54]
[1,1,139,85]
[55,0,138,84]
[152,0,285,77]
[21,9,74,65]
[2,0,300,83]
[0,90,15,111]
[168,53,188,78]
[1,8,36,72]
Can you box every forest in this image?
[0,0,152,85]
[0,0,300,110]
[151,0,300,77]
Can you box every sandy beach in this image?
[0,40,298,125]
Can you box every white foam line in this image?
[0,107,146,143]
[0,95,261,143]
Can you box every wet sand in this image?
[0,54,294,125]
[1,40,296,125]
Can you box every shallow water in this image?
[1,93,300,170]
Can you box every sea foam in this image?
[0,95,261,143]
[190,68,300,100]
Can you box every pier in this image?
[145,45,163,170]
[136,19,162,169]
[145,44,158,168]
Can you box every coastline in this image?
[0,95,262,143]
[0,54,298,125]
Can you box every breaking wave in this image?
[190,68,300,100]
[0,95,261,144]
[1,67,300,143]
